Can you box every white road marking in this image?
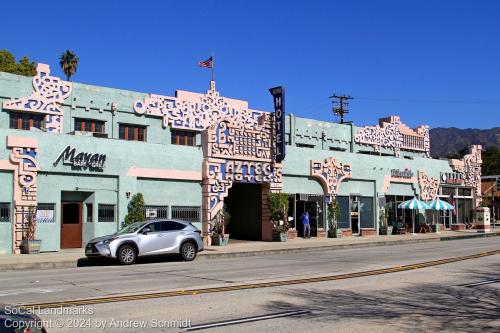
[185,310,310,331]
[460,279,500,288]
[0,288,63,297]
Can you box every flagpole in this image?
[211,52,215,82]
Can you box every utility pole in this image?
[330,94,353,124]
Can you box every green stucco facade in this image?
[0,67,476,254]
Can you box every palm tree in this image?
[59,50,79,81]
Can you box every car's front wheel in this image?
[180,242,197,261]
[118,245,137,265]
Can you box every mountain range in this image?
[429,127,500,157]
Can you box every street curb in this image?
[0,232,498,271]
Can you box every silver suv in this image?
[85,219,204,264]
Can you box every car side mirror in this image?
[141,227,151,235]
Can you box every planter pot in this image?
[328,229,342,238]
[387,226,394,235]
[273,232,288,242]
[211,234,230,246]
[379,226,388,235]
[20,239,42,254]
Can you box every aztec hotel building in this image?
[0,64,482,254]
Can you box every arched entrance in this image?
[201,118,283,244]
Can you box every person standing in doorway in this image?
[301,210,310,238]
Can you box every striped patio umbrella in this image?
[427,198,454,233]
[427,198,454,210]
[398,198,429,210]
[397,198,428,234]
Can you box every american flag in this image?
[198,56,213,68]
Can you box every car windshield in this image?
[116,222,147,235]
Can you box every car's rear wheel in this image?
[180,242,197,261]
[118,245,137,265]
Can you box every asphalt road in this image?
[1,237,499,332]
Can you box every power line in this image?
[356,97,500,105]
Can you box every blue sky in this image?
[3,0,500,129]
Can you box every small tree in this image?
[23,206,37,240]
[0,50,36,76]
[124,193,145,226]
[211,204,230,236]
[327,198,341,237]
[268,192,289,234]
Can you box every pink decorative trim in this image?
[0,160,16,170]
[417,171,439,201]
[7,144,40,254]
[134,81,263,131]
[127,167,202,181]
[310,157,352,196]
[381,175,417,193]
[449,145,482,206]
[2,64,72,134]
[355,116,430,156]
[6,136,39,149]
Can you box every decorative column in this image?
[7,136,40,254]
[449,145,482,206]
[417,171,439,201]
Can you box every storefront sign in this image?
[53,146,106,169]
[440,172,464,185]
[391,168,414,179]
[36,209,54,223]
[145,208,157,218]
[269,86,286,163]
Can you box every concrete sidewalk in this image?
[0,230,498,271]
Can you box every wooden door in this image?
[61,202,83,248]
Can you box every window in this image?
[119,124,146,141]
[146,221,163,232]
[171,206,201,223]
[296,143,315,148]
[360,197,374,228]
[98,204,115,222]
[163,221,186,231]
[171,130,196,146]
[37,203,55,223]
[458,188,472,197]
[336,196,350,229]
[329,147,347,152]
[143,205,169,220]
[74,118,105,133]
[86,203,93,222]
[9,112,43,130]
[0,203,10,222]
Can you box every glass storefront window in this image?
[360,197,374,228]
[337,196,350,229]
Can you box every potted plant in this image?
[20,206,42,254]
[211,205,230,246]
[379,203,392,235]
[269,192,289,242]
[327,199,342,238]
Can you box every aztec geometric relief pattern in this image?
[417,171,439,201]
[449,145,482,206]
[134,81,262,131]
[205,115,273,161]
[355,116,430,156]
[310,157,352,198]
[202,115,283,233]
[9,146,40,253]
[2,64,72,133]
